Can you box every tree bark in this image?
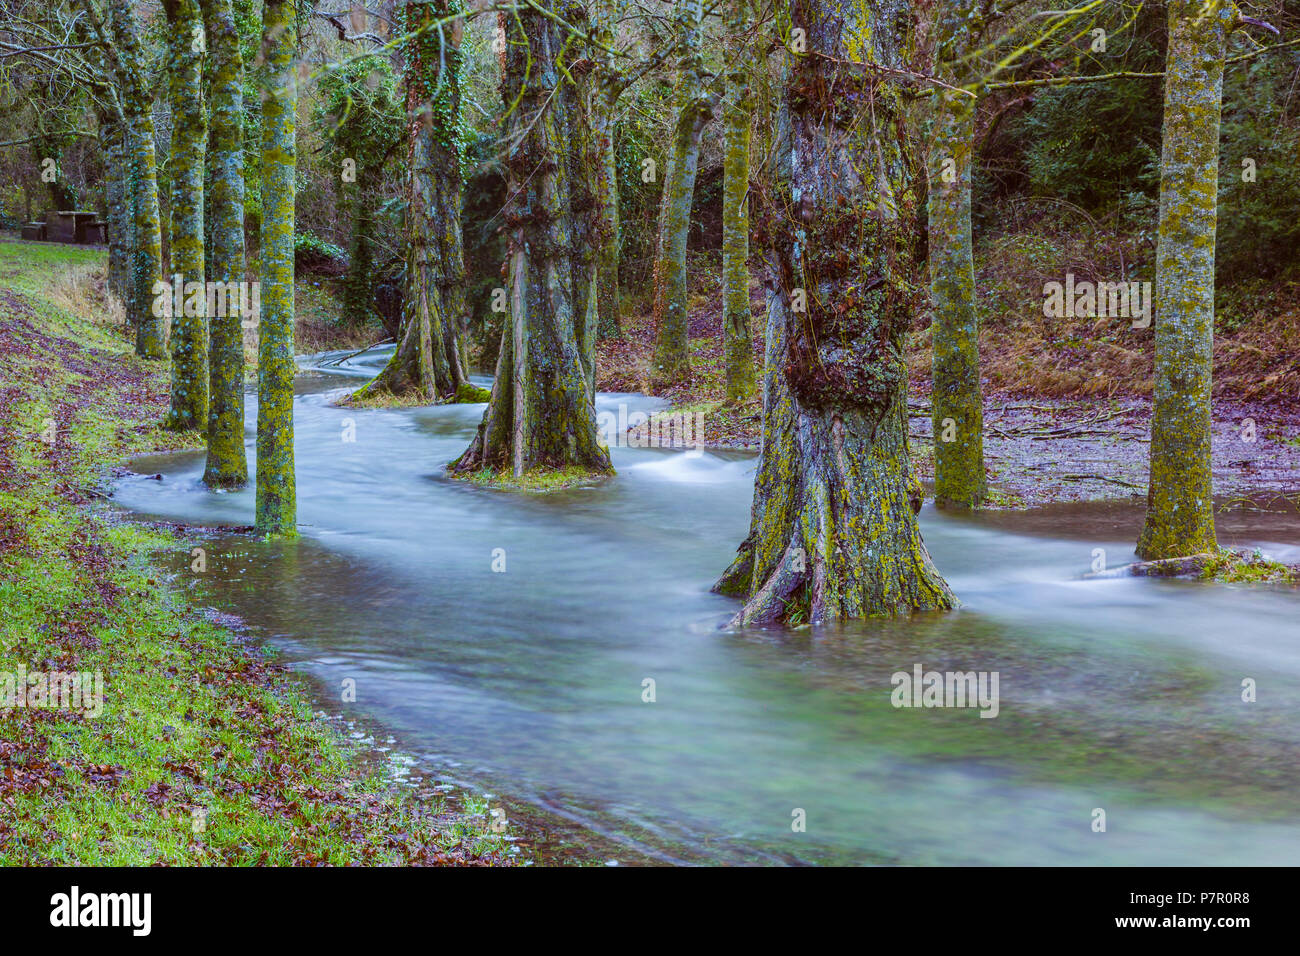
[592,0,623,341]
[1136,0,1230,560]
[98,111,131,307]
[352,0,469,403]
[450,4,611,479]
[162,0,209,432]
[650,0,712,387]
[200,0,249,489]
[94,0,166,358]
[722,0,755,402]
[254,0,297,534]
[714,0,955,625]
[927,84,986,507]
[340,181,378,325]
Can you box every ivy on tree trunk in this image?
[352,0,470,403]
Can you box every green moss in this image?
[1200,548,1300,585]
[253,0,298,536]
[455,382,491,403]
[453,465,612,493]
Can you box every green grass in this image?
[0,239,513,865]
[454,464,612,492]
[1200,548,1300,585]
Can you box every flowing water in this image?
[110,347,1300,865]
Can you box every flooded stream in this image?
[109,347,1300,865]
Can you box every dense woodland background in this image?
[3,0,1296,399]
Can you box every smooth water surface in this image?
[111,346,1300,865]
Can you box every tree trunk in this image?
[1136,0,1230,560]
[33,138,78,211]
[201,0,249,488]
[254,0,297,535]
[449,5,612,479]
[593,0,622,341]
[340,180,377,325]
[352,0,469,403]
[927,86,986,507]
[162,0,209,432]
[650,0,712,387]
[714,0,955,625]
[722,0,755,403]
[98,0,166,358]
[98,112,131,306]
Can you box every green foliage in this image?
[400,0,473,173]
[1009,79,1162,217]
[315,54,403,175]
[614,84,669,287]
[292,231,347,275]
[1217,52,1300,283]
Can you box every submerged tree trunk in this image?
[722,0,755,403]
[352,0,469,403]
[1136,0,1231,560]
[714,0,955,625]
[92,0,166,358]
[449,6,611,478]
[650,0,712,387]
[201,0,249,488]
[254,0,297,534]
[162,0,209,431]
[927,85,986,507]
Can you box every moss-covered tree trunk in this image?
[592,0,623,341]
[340,181,378,325]
[254,0,297,535]
[1136,0,1231,560]
[927,85,986,507]
[449,6,612,479]
[98,111,131,306]
[352,0,469,403]
[162,0,209,432]
[98,0,166,358]
[650,0,712,387]
[201,0,249,488]
[714,0,955,626]
[722,0,755,402]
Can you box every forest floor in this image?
[596,272,1300,512]
[0,238,515,865]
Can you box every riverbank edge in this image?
[0,248,514,865]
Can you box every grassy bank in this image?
[0,239,510,865]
